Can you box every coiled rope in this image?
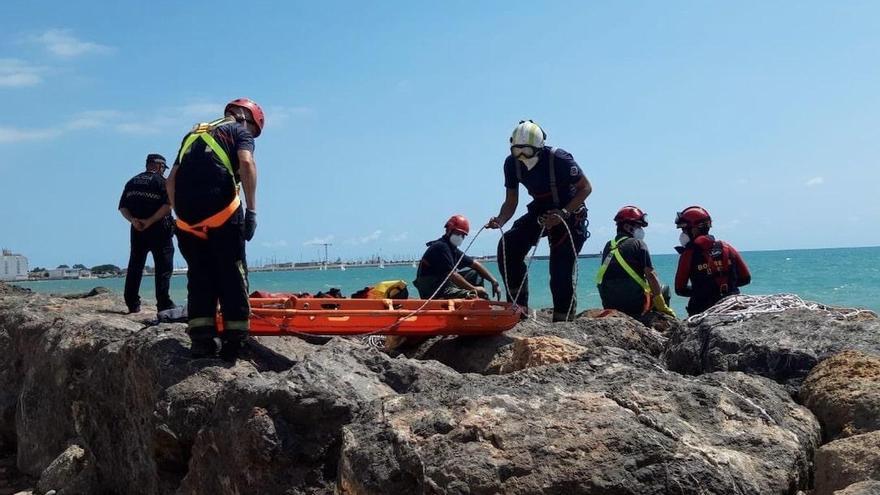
[686,293,877,326]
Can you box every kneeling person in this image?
[414,215,501,300]
[596,206,675,318]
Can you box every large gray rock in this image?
[664,309,880,386]
[340,347,820,494]
[177,340,459,494]
[800,350,880,441]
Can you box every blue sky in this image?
[2,1,879,269]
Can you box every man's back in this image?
[173,121,254,224]
[119,171,170,228]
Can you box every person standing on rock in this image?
[486,120,592,322]
[674,205,751,316]
[596,206,676,319]
[166,98,264,361]
[118,153,176,315]
[413,215,501,300]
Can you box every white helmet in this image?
[510,120,546,148]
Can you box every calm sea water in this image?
[13,246,880,315]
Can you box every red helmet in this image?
[614,205,648,227]
[225,98,265,137]
[675,205,712,229]
[444,214,470,235]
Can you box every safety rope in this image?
[250,213,585,340]
[686,293,878,326]
[497,222,545,317]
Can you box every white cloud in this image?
[0,126,61,143]
[805,176,824,187]
[0,99,306,145]
[0,109,121,144]
[303,235,334,246]
[181,102,224,119]
[267,105,313,126]
[389,232,408,242]
[30,29,113,57]
[65,110,122,130]
[261,240,288,249]
[347,230,383,245]
[0,58,46,87]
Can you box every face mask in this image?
[679,232,690,247]
[520,156,539,170]
[632,227,645,241]
[449,234,465,247]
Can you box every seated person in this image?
[596,206,676,318]
[413,214,501,300]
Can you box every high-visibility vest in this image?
[174,117,241,240]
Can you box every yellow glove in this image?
[652,294,677,318]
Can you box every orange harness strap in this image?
[176,195,242,240]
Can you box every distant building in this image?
[47,268,83,280]
[0,249,28,281]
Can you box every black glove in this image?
[244,209,257,241]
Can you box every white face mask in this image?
[632,227,645,241]
[449,233,465,247]
[520,156,539,170]
[679,232,690,247]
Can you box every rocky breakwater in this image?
[663,296,880,495]
[0,284,875,494]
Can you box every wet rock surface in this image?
[0,283,876,494]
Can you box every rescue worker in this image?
[596,206,676,318]
[413,215,501,300]
[118,153,176,314]
[486,120,592,322]
[674,205,752,315]
[166,98,264,361]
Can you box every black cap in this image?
[145,153,166,165]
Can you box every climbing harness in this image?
[595,236,651,314]
[175,117,242,240]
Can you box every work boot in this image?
[219,339,244,363]
[127,305,141,314]
[552,308,577,322]
[190,338,218,359]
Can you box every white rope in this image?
[686,293,877,326]
[548,212,580,321]
[498,223,545,315]
[339,226,491,338]
[252,226,507,340]
[497,212,581,321]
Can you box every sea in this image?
[12,246,880,316]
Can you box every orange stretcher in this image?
[218,296,523,336]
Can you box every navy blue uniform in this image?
[173,120,255,352]
[413,237,478,298]
[503,147,585,215]
[118,171,175,312]
[497,147,588,319]
[173,121,254,224]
